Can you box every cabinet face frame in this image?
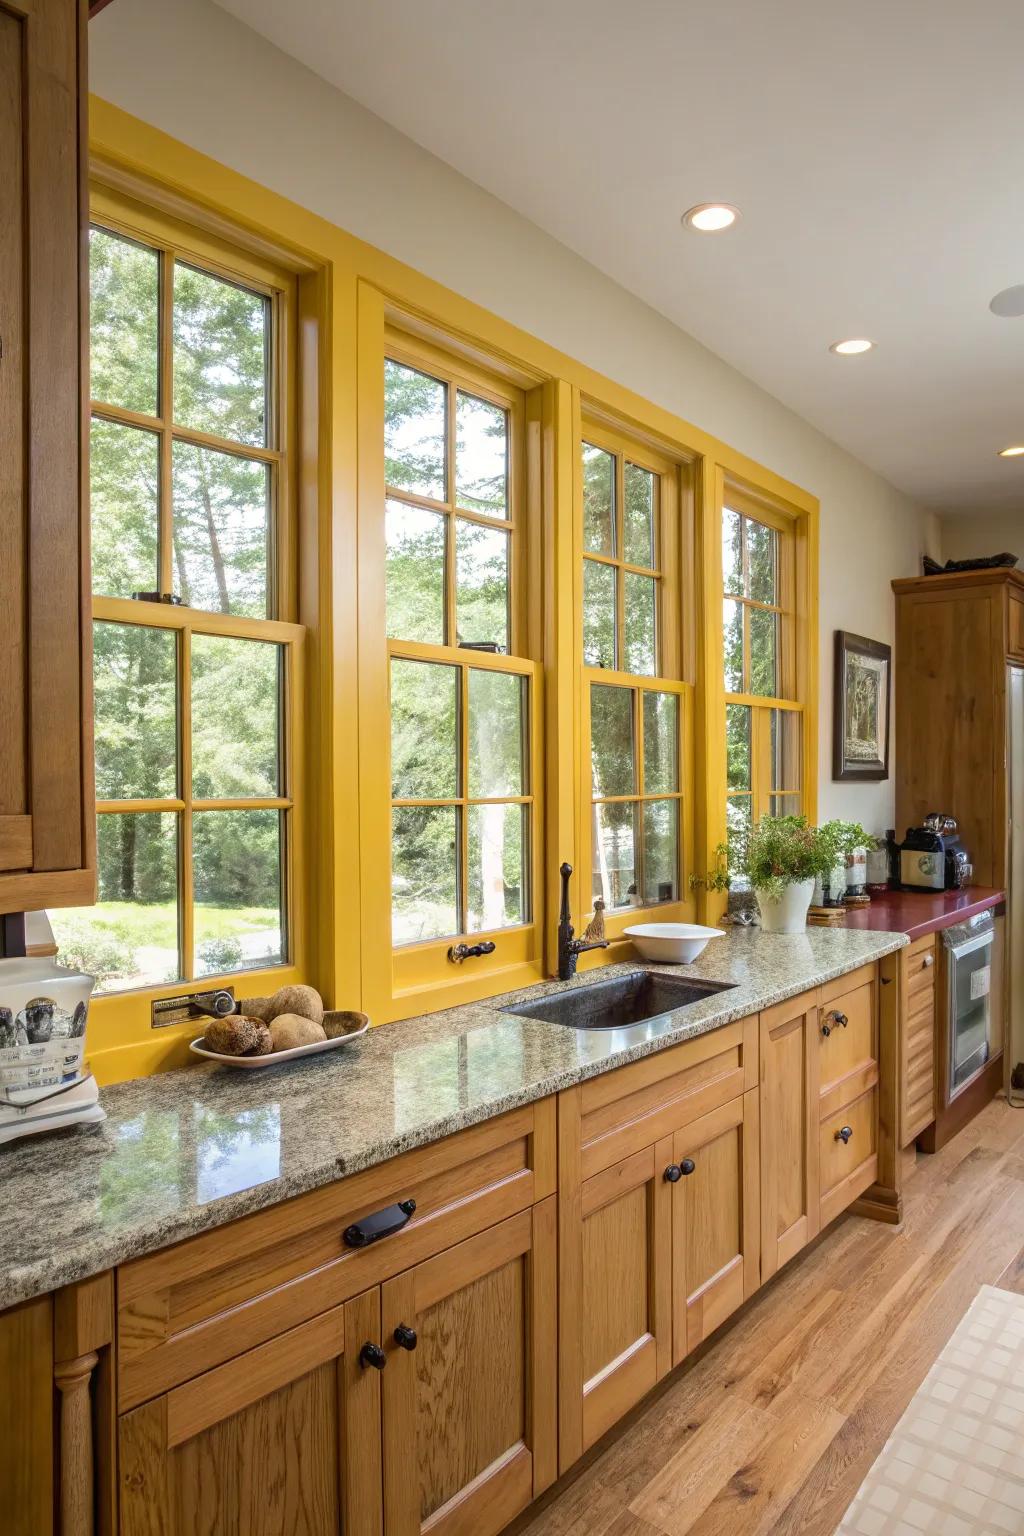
[380,1201,556,1536]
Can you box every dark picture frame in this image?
[833,631,891,781]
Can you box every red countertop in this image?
[840,887,1004,941]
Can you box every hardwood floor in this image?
[513,1097,1024,1536]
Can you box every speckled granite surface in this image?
[0,926,906,1309]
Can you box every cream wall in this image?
[941,512,1023,562]
[90,0,940,836]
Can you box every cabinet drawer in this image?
[818,980,876,1097]
[819,1088,878,1226]
[576,1017,758,1180]
[116,1098,555,1412]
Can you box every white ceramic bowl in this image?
[623,923,725,964]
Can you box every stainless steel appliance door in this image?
[948,928,995,1097]
[1010,666,1024,1105]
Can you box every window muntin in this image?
[48,216,298,996]
[581,440,660,674]
[590,683,682,910]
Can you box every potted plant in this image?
[695,816,872,933]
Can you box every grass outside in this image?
[49,901,281,992]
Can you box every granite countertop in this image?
[842,886,1004,940]
[0,926,907,1310]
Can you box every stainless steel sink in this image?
[502,970,737,1030]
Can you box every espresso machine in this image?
[899,813,970,891]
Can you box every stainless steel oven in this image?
[942,912,997,1099]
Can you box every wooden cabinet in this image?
[0,0,94,915]
[1009,590,1024,662]
[900,934,937,1145]
[381,1203,556,1536]
[557,1018,759,1471]
[0,1296,54,1536]
[671,1090,759,1364]
[119,1291,382,1536]
[759,993,819,1280]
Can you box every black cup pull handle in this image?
[835,1125,853,1145]
[664,1164,682,1183]
[344,1197,416,1249]
[393,1324,418,1351]
[360,1342,387,1371]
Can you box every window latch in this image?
[131,590,184,605]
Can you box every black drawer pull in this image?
[680,1157,696,1176]
[360,1342,387,1371]
[344,1198,416,1249]
[393,1324,418,1351]
[835,1125,853,1145]
[664,1163,682,1183]
[822,1010,848,1037]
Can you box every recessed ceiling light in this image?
[990,285,1024,318]
[998,445,1024,458]
[681,203,740,232]
[829,338,875,355]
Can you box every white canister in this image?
[0,958,94,1092]
[845,846,868,897]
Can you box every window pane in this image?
[770,793,801,818]
[582,443,614,556]
[623,571,656,676]
[192,634,280,799]
[592,800,638,910]
[384,360,447,501]
[642,692,678,795]
[455,521,509,651]
[727,794,752,842]
[722,507,743,597]
[642,800,678,904]
[456,392,507,517]
[467,803,526,932]
[171,443,269,617]
[90,418,160,598]
[89,227,159,416]
[94,623,177,800]
[173,264,268,448]
[723,598,744,693]
[747,518,777,605]
[392,805,458,943]
[192,809,283,977]
[726,703,751,791]
[390,659,458,800]
[771,709,801,791]
[468,670,524,799]
[50,813,179,993]
[591,684,635,797]
[749,607,779,696]
[583,559,616,669]
[623,463,655,567]
[386,498,445,643]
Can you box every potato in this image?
[237,994,276,1023]
[268,984,324,1026]
[204,1015,273,1057]
[270,1013,327,1052]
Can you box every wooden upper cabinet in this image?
[0,0,94,915]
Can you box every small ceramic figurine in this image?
[581,899,606,944]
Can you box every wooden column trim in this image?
[54,1351,99,1536]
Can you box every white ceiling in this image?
[214,0,1024,517]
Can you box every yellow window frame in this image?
[77,181,308,1066]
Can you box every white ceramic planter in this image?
[755,878,815,934]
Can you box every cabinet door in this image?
[118,1291,383,1536]
[559,1136,673,1470]
[760,994,819,1281]
[0,0,93,914]
[901,935,937,1144]
[380,1202,556,1536]
[672,1090,760,1365]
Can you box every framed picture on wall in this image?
[833,631,891,781]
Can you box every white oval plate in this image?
[189,1011,369,1069]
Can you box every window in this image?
[722,499,802,840]
[382,335,537,977]
[580,425,691,919]
[49,203,302,994]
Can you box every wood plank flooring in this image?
[512,1097,1024,1536]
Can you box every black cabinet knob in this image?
[359,1342,387,1371]
[680,1157,696,1176]
[393,1324,418,1351]
[664,1164,682,1183]
[835,1125,853,1145]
